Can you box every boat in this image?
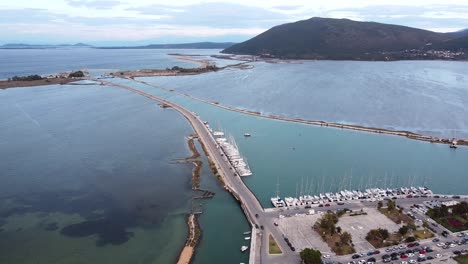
[244,237,251,240]
[244,133,251,137]
[271,176,286,207]
[271,196,286,208]
[450,143,458,149]
[243,231,251,235]
[241,246,249,252]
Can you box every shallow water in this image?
[111,77,468,208]
[0,84,194,263]
[140,60,468,138]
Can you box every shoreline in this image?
[176,214,201,264]
[132,78,467,147]
[0,77,80,89]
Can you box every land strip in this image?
[177,214,201,264]
[96,79,273,264]
[0,78,79,89]
[131,78,467,147]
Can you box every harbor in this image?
[96,77,468,264]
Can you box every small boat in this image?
[241,246,249,252]
[243,231,251,235]
[450,143,458,149]
[244,237,251,240]
[244,133,251,137]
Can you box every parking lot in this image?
[277,213,332,253]
[339,208,401,253]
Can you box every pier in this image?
[130,78,468,148]
[96,79,285,263]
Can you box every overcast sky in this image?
[1,0,467,45]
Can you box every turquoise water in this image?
[113,77,468,208]
[0,84,194,263]
[139,60,468,138]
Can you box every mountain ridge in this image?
[222,17,467,60]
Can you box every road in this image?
[98,79,299,264]
[97,79,466,264]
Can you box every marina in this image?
[206,125,253,177]
[271,186,436,208]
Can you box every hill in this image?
[222,17,456,60]
[99,42,235,49]
[432,35,468,50]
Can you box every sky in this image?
[1,0,467,46]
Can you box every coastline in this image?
[132,78,467,147]
[0,77,79,89]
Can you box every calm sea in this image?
[111,77,468,208]
[141,60,468,139]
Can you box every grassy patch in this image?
[367,233,402,248]
[379,208,413,225]
[269,234,282,254]
[314,227,355,255]
[414,229,434,240]
[455,255,468,264]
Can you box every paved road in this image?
[99,79,300,264]
[98,79,467,264]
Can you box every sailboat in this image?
[271,176,286,207]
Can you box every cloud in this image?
[314,4,468,32]
[66,0,122,10]
[128,2,290,28]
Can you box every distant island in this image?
[0,43,93,49]
[98,42,236,49]
[0,42,235,50]
[222,17,468,61]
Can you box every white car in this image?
[323,254,331,259]
[437,243,444,247]
[407,253,414,257]
[450,243,456,248]
[435,254,442,258]
[419,254,425,258]
[401,261,408,264]
[409,260,416,264]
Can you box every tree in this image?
[366,228,389,241]
[68,71,85,78]
[453,201,468,215]
[387,200,396,211]
[300,248,322,264]
[398,225,409,236]
[407,223,417,231]
[341,231,352,245]
[336,226,342,233]
[377,201,383,209]
[318,212,339,234]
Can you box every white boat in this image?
[244,133,251,137]
[243,231,251,235]
[244,237,251,240]
[241,246,249,252]
[271,196,285,208]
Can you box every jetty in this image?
[96,79,276,264]
[131,78,468,148]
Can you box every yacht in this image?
[241,246,249,252]
[271,196,286,208]
[244,133,251,137]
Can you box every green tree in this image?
[387,200,396,211]
[300,248,322,264]
[318,212,339,234]
[377,201,383,209]
[341,231,352,245]
[407,223,417,231]
[68,71,85,78]
[398,225,409,236]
